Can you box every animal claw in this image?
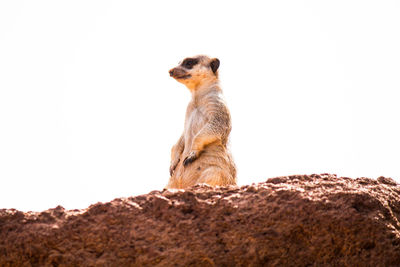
[183,151,198,166]
[169,161,179,176]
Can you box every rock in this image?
[1,174,399,266]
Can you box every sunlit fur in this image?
[167,55,237,189]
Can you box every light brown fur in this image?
[167,55,236,189]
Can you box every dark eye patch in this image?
[181,58,199,69]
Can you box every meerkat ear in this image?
[210,58,220,74]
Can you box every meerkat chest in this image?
[185,106,207,137]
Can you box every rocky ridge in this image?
[1,174,400,266]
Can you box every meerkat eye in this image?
[182,58,199,69]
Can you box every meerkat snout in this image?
[169,68,190,79]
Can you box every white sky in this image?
[1,1,399,211]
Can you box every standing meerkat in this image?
[167,55,236,189]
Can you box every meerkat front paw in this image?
[169,160,180,176]
[169,165,175,176]
[183,150,200,166]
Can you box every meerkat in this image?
[167,55,236,189]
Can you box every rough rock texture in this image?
[1,174,400,266]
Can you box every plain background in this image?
[1,1,399,211]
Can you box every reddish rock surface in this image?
[1,174,400,266]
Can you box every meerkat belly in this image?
[197,144,230,166]
[179,143,233,187]
[183,108,207,155]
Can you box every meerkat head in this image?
[169,55,220,91]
